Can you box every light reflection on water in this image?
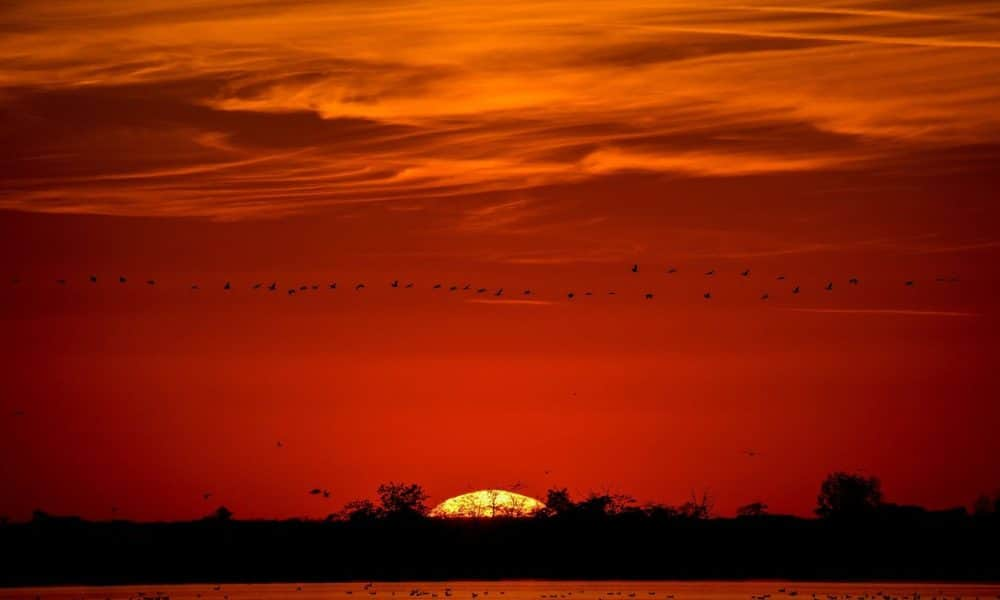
[4,581,1000,600]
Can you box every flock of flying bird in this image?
[7,263,960,303]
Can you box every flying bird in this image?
[192,284,200,290]
[276,441,284,448]
[405,282,414,288]
[119,276,127,284]
[705,270,715,276]
[825,282,833,291]
[703,292,712,300]
[905,280,914,286]
[391,280,399,288]
[523,289,532,295]
[311,284,319,291]
[760,293,769,300]
[567,292,575,299]
[299,285,308,291]
[644,293,654,300]
[792,286,800,294]
[224,281,231,290]
[463,284,471,290]
[89,275,97,283]
[355,283,365,290]
[433,283,442,289]
[146,279,155,286]
[495,288,504,296]
[57,278,66,285]
[309,488,322,496]
[476,288,487,294]
[253,283,262,290]
[584,291,592,296]
[741,269,751,277]
[203,492,212,501]
[631,264,638,273]
[449,285,458,291]
[287,289,296,295]
[776,275,786,281]
[608,290,616,295]
[667,267,677,274]
[269,282,278,291]
[329,282,337,289]
[849,278,859,285]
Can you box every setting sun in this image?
[431,490,546,518]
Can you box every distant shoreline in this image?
[3,510,998,587]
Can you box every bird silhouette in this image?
[476,288,487,294]
[449,285,458,291]
[849,278,859,285]
[253,283,262,290]
[523,289,532,295]
[776,275,786,280]
[644,293,654,299]
[760,293,769,300]
[463,284,471,290]
[146,279,155,286]
[705,270,715,276]
[191,284,200,290]
[322,489,331,499]
[667,267,678,274]
[224,281,231,290]
[744,450,762,457]
[57,278,66,285]
[287,289,296,295]
[391,280,399,288]
[905,280,914,287]
[608,290,616,295]
[203,492,212,501]
[311,284,319,290]
[825,282,833,291]
[792,286,800,294]
[433,283,442,289]
[631,264,638,273]
[741,269,751,277]
[405,282,414,288]
[585,291,592,296]
[309,488,322,495]
[89,275,97,283]
[355,283,365,290]
[329,282,337,289]
[495,288,503,296]
[119,276,127,284]
[276,441,284,448]
[299,285,308,291]
[703,292,712,299]
[269,282,278,291]
[567,292,575,299]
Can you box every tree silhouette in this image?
[341,499,379,522]
[816,472,882,518]
[207,506,233,521]
[736,501,769,518]
[541,488,574,517]
[376,482,428,517]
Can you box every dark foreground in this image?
[2,509,998,587]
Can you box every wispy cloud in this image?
[1,1,999,218]
[784,308,982,317]
[465,298,556,306]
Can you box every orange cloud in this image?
[2,1,1000,218]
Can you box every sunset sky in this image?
[2,0,999,522]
